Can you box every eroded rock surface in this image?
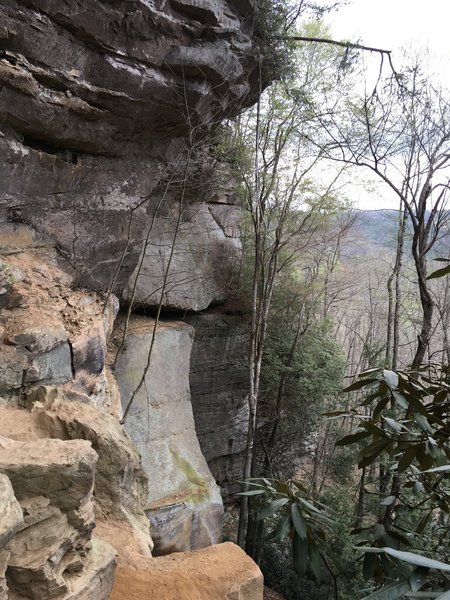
[0,397,153,560]
[0,0,263,595]
[113,315,223,554]
[0,247,119,409]
[110,541,264,600]
[0,474,23,600]
[0,436,117,600]
[187,312,249,499]
[124,202,242,312]
[1,0,260,291]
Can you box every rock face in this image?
[1,0,260,292]
[33,391,152,553]
[0,396,153,557]
[110,542,264,600]
[113,315,224,555]
[0,0,263,596]
[0,436,117,600]
[0,248,119,408]
[186,312,249,500]
[0,474,23,600]
[124,202,242,312]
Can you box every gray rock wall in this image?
[113,316,224,555]
[0,0,261,595]
[186,312,249,500]
[124,202,242,312]
[1,0,260,292]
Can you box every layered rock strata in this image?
[0,246,119,409]
[113,315,223,555]
[0,0,260,291]
[0,436,117,600]
[0,0,263,597]
[0,474,23,600]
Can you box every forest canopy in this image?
[229,2,450,599]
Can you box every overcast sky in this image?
[320,0,450,210]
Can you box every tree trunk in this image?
[392,205,408,369]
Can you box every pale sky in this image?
[321,0,450,210]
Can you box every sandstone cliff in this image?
[0,0,260,598]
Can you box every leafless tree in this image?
[308,56,450,367]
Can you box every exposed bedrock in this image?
[0,245,153,568]
[186,312,249,500]
[0,246,119,408]
[0,0,263,594]
[0,474,23,600]
[0,436,117,600]
[113,315,224,555]
[0,0,261,291]
[124,201,242,312]
[110,541,264,600]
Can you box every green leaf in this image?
[363,552,377,581]
[361,391,384,406]
[361,579,411,600]
[309,543,322,581]
[414,414,433,434]
[372,524,386,540]
[383,370,399,389]
[257,497,289,520]
[275,514,292,541]
[379,548,450,572]
[363,422,388,436]
[421,464,450,474]
[343,378,379,393]
[380,495,396,506]
[291,503,307,539]
[427,264,450,280]
[237,489,266,496]
[336,430,371,446]
[398,446,418,473]
[384,417,403,433]
[359,438,390,459]
[359,444,390,469]
[405,394,429,417]
[409,567,428,592]
[373,396,390,421]
[392,391,409,409]
[293,532,308,575]
[297,497,325,516]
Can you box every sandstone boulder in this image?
[0,436,110,600]
[110,541,264,600]
[0,399,153,558]
[0,474,22,548]
[0,474,23,600]
[113,315,223,554]
[32,393,152,554]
